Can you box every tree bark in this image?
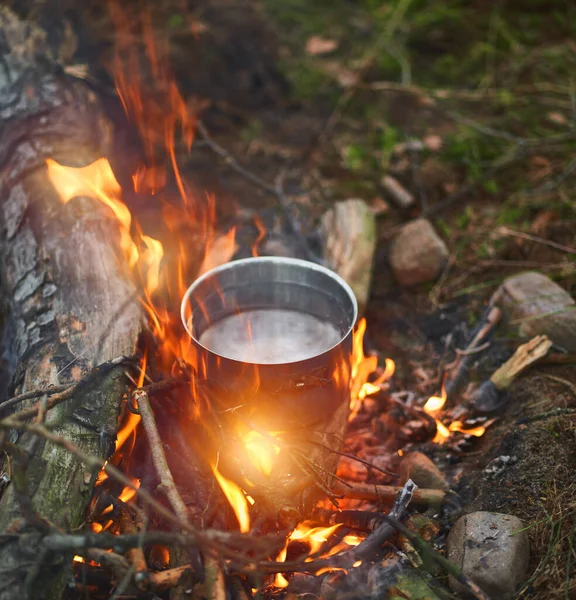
[0,8,143,599]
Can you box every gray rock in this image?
[447,511,530,597]
[398,452,448,490]
[496,271,576,351]
[388,218,449,287]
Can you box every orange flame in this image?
[422,383,451,444]
[46,158,139,268]
[273,522,345,587]
[212,466,250,533]
[433,420,451,444]
[423,384,488,444]
[423,383,447,413]
[449,421,486,437]
[350,319,395,420]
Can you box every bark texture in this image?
[0,8,142,599]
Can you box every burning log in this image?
[0,8,142,599]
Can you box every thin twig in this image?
[350,480,415,561]
[308,440,399,478]
[117,501,149,589]
[134,388,228,595]
[132,388,189,517]
[498,226,576,255]
[0,356,132,420]
[195,121,321,264]
[0,419,190,529]
[454,341,491,357]
[36,530,280,555]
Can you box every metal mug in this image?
[181,257,358,432]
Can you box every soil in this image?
[467,366,576,518]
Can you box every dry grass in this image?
[515,478,576,599]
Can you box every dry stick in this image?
[86,549,130,582]
[471,335,553,413]
[498,226,576,255]
[38,530,279,556]
[0,356,132,420]
[117,501,149,589]
[313,508,387,533]
[134,388,227,599]
[0,384,70,414]
[133,389,188,517]
[308,440,399,478]
[149,564,193,591]
[350,479,415,562]
[444,305,502,400]
[332,481,445,508]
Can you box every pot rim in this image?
[180,256,358,364]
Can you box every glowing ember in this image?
[212,466,250,533]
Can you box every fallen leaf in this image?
[319,61,359,88]
[370,196,390,216]
[424,134,442,151]
[546,111,567,125]
[306,35,339,55]
[530,210,558,234]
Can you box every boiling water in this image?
[198,309,341,364]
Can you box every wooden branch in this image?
[490,335,552,390]
[471,335,553,413]
[133,388,188,517]
[149,565,194,591]
[117,502,149,589]
[332,481,445,508]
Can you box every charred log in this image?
[0,8,142,599]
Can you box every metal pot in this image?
[181,257,357,432]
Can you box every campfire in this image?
[2,3,575,600]
[39,3,489,594]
